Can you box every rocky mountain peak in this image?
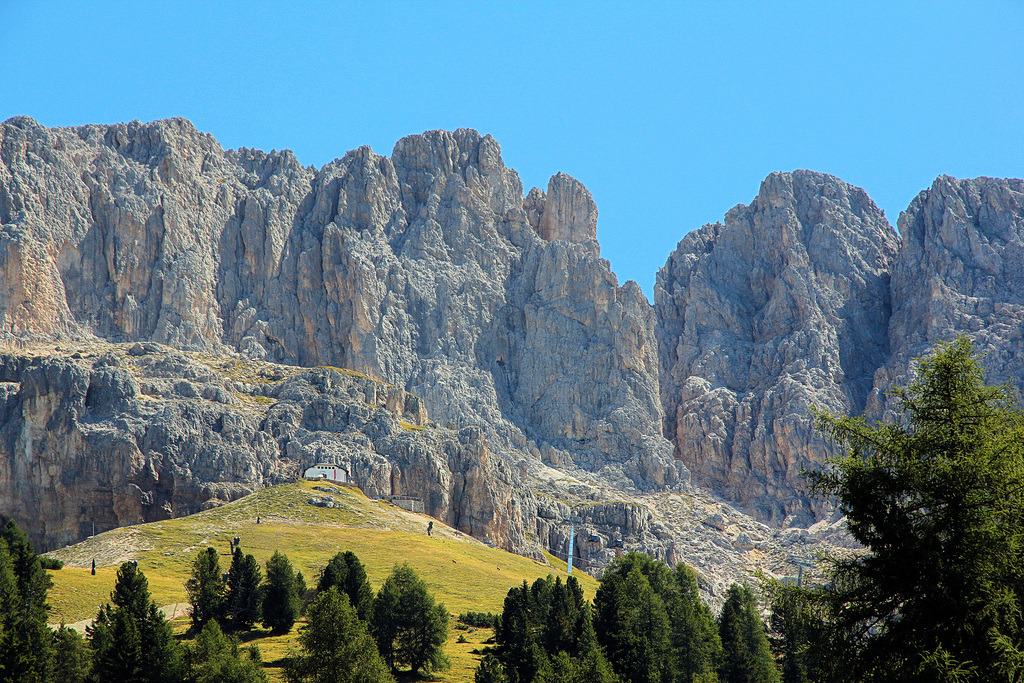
[656,169,899,524]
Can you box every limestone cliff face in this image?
[869,175,1024,418]
[0,117,676,492]
[0,117,681,560]
[655,171,899,524]
[0,343,530,553]
[655,172,1024,526]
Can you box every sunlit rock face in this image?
[869,176,1024,420]
[656,171,899,525]
[0,117,678,554]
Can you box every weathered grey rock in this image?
[0,117,677,496]
[869,175,1024,418]
[656,171,899,524]
[25,118,1024,597]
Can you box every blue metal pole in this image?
[567,521,575,575]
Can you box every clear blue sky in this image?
[2,1,1022,299]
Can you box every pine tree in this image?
[88,561,182,683]
[225,549,263,630]
[285,586,394,683]
[50,624,93,683]
[185,620,267,683]
[595,564,674,683]
[262,551,302,633]
[493,581,547,683]
[370,563,449,676]
[317,551,374,621]
[718,584,779,683]
[767,586,824,683]
[671,563,722,683]
[0,519,53,682]
[186,547,225,631]
[802,337,1024,681]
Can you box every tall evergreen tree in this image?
[671,563,722,683]
[802,337,1024,681]
[493,581,547,683]
[187,547,225,631]
[285,586,394,683]
[50,624,93,683]
[767,586,825,683]
[317,551,374,621]
[595,564,674,683]
[370,564,449,676]
[185,620,267,683]
[225,549,263,630]
[263,551,302,633]
[88,561,181,683]
[0,519,53,682]
[718,584,779,683]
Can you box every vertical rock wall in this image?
[656,171,899,523]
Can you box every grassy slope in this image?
[45,480,599,682]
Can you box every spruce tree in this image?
[225,549,263,630]
[370,563,449,676]
[187,547,225,631]
[89,561,181,683]
[671,563,723,683]
[262,551,302,633]
[594,564,674,683]
[0,519,53,682]
[767,586,824,683]
[801,337,1024,680]
[50,624,93,683]
[718,584,779,683]
[493,581,547,683]
[317,551,374,621]
[285,586,394,683]
[185,619,267,683]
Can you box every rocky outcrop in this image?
[655,171,899,524]
[0,117,678,497]
[869,176,1024,417]
[655,172,1024,526]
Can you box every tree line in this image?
[0,531,447,683]
[6,337,1023,682]
[475,553,778,683]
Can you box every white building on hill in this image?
[303,463,349,483]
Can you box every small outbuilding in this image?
[303,463,349,483]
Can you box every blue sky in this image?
[2,1,1022,298]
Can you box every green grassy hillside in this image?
[44,479,599,681]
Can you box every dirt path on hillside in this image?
[52,602,190,633]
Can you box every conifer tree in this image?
[718,584,779,683]
[594,564,674,683]
[263,551,302,633]
[185,619,266,683]
[493,580,547,683]
[799,337,1024,680]
[89,561,181,683]
[225,549,263,630]
[286,586,394,683]
[187,547,225,631]
[0,519,53,682]
[671,563,723,683]
[51,624,93,683]
[317,551,374,621]
[370,564,449,676]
